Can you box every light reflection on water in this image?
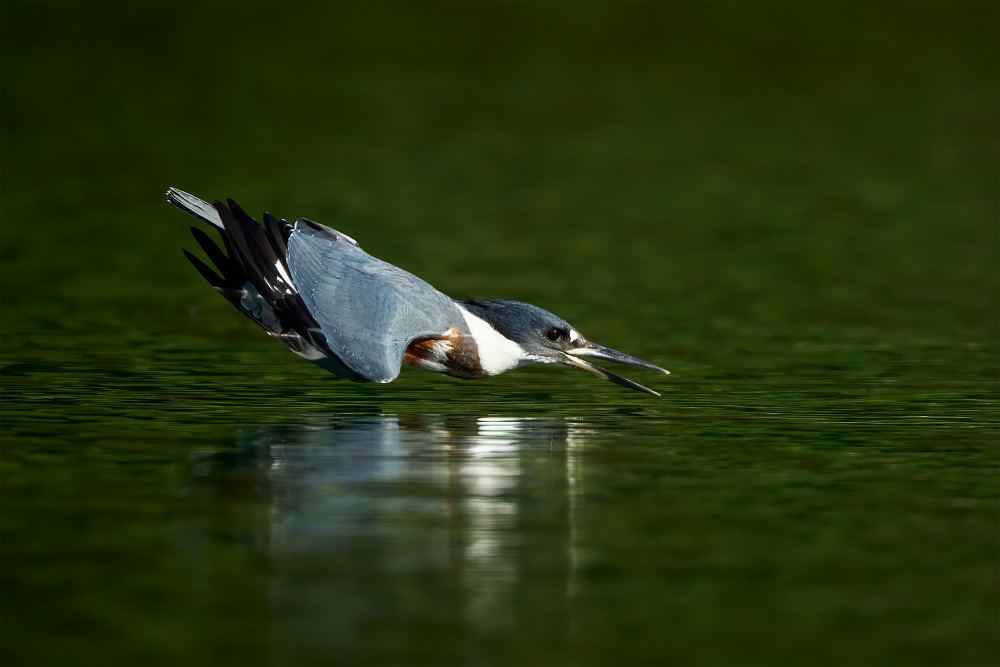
[204,414,602,662]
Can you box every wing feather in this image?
[287,222,466,383]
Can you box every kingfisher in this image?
[167,188,668,395]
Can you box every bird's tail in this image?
[166,187,224,230]
[167,188,355,375]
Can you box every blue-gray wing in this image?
[286,220,465,383]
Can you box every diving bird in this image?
[167,188,668,395]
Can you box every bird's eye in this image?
[545,327,566,342]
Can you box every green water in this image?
[2,3,997,665]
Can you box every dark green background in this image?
[2,3,997,666]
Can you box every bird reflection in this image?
[196,413,597,663]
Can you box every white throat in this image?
[457,304,531,376]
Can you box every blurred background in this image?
[2,3,997,666]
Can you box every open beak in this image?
[560,343,669,396]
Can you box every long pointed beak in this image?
[570,344,670,374]
[559,344,669,396]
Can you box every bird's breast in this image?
[403,328,488,379]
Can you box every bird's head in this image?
[460,299,669,395]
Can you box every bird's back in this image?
[287,221,468,383]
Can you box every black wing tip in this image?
[182,248,226,289]
[189,226,243,286]
[179,193,364,380]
